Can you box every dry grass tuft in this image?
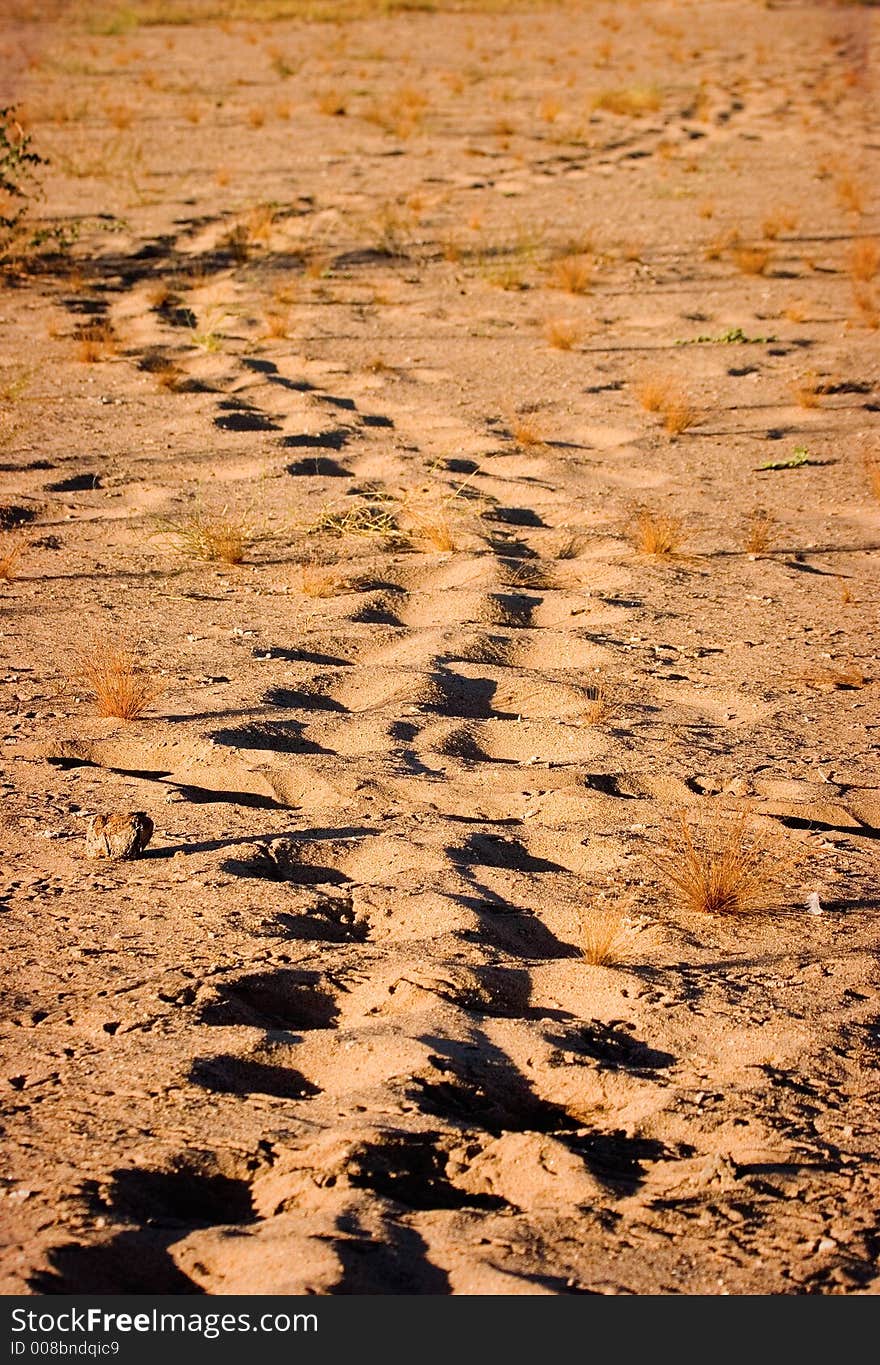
[262,308,290,339]
[547,253,593,294]
[731,245,772,276]
[510,415,546,448]
[744,510,776,555]
[836,174,865,216]
[578,901,636,966]
[634,376,667,413]
[75,323,117,363]
[791,372,821,408]
[593,85,661,117]
[163,510,249,565]
[413,517,456,552]
[553,533,584,560]
[635,376,698,434]
[850,238,880,282]
[543,317,583,350]
[652,811,774,916]
[762,208,798,240]
[300,563,345,597]
[317,89,347,117]
[310,500,408,544]
[796,665,869,692]
[863,453,880,503]
[74,642,162,722]
[0,542,22,582]
[704,227,740,261]
[661,396,698,435]
[630,508,687,558]
[851,285,879,329]
[581,674,609,725]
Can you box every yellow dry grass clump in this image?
[75,642,162,722]
[0,542,22,582]
[75,323,117,363]
[165,510,249,564]
[849,239,879,282]
[510,415,546,449]
[630,508,687,558]
[635,376,698,435]
[593,85,661,117]
[731,245,772,276]
[548,254,593,294]
[543,317,582,350]
[744,511,776,555]
[578,898,639,967]
[652,811,773,915]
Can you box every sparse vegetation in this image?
[547,254,593,294]
[309,499,408,544]
[652,811,775,916]
[74,642,162,722]
[75,322,117,363]
[543,317,583,350]
[630,508,687,558]
[581,674,609,725]
[0,106,46,262]
[792,372,821,408]
[593,85,661,117]
[850,238,879,282]
[510,415,546,448]
[745,511,776,555]
[578,901,635,966]
[635,376,698,435]
[162,510,250,565]
[0,541,22,582]
[731,245,772,276]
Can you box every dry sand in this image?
[0,0,878,1295]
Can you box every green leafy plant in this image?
[675,326,775,346]
[0,108,46,258]
[757,445,816,471]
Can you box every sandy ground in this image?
[0,0,878,1296]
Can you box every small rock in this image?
[85,812,154,861]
